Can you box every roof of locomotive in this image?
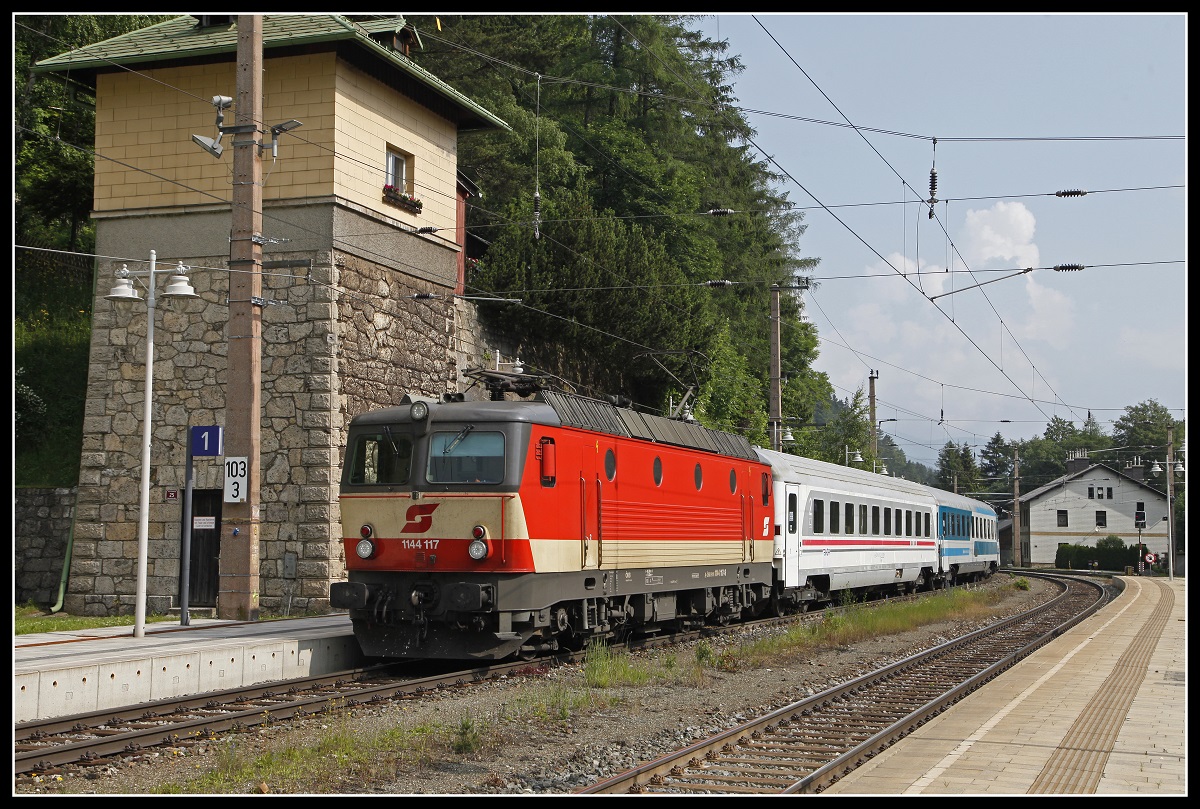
[348,391,761,462]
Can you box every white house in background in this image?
[1016,456,1169,567]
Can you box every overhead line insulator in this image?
[1055,189,1088,197]
[1053,264,1086,272]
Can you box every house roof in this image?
[32,14,509,133]
[1019,462,1167,504]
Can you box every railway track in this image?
[580,573,1109,794]
[13,577,1061,787]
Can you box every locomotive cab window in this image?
[426,429,505,484]
[346,430,413,485]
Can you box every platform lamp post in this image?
[845,445,864,466]
[105,250,199,638]
[1148,427,1184,581]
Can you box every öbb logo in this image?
[402,503,440,533]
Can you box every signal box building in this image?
[32,15,510,618]
[1015,456,1170,568]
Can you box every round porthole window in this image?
[605,448,617,481]
[694,462,703,490]
[729,468,738,494]
[653,456,663,486]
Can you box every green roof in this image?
[33,14,508,133]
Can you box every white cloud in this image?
[963,201,1040,269]
[1013,274,1075,343]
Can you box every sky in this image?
[697,13,1186,468]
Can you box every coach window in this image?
[905,510,913,537]
[830,501,841,534]
[883,506,892,535]
[872,505,881,535]
[1057,510,1068,527]
[1095,510,1107,528]
[694,463,703,491]
[787,493,797,534]
[895,508,903,535]
[813,499,825,534]
[859,504,868,535]
[924,512,930,537]
[653,456,663,486]
[729,468,738,494]
[845,502,854,534]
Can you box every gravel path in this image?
[18,575,1054,796]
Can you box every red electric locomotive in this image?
[330,371,776,660]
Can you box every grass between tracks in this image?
[42,579,1030,794]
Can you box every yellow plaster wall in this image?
[93,52,455,228]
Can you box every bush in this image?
[15,367,47,443]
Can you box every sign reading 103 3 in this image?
[224,457,248,503]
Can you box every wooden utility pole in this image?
[220,15,263,620]
[1012,449,1022,567]
[769,283,781,452]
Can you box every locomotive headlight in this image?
[355,538,376,559]
[410,400,429,421]
[468,524,490,561]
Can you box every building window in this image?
[1088,486,1094,499]
[1057,510,1069,527]
[1106,487,1113,499]
[386,148,411,192]
[1095,510,1107,528]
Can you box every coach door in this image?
[580,444,601,569]
[183,489,222,606]
[783,483,802,587]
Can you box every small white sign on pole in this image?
[224,457,248,503]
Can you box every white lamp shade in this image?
[106,277,142,304]
[162,274,199,299]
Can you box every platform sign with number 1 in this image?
[224,457,248,503]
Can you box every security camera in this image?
[212,95,233,110]
[191,133,224,159]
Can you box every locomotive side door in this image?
[580,440,600,569]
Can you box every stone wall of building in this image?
[65,199,516,618]
[14,487,76,608]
